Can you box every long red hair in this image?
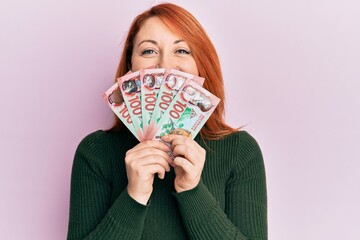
[110,3,237,140]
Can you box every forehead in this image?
[134,17,183,43]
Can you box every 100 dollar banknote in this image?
[147,69,205,139]
[151,78,220,140]
[103,82,139,140]
[140,68,165,139]
[117,71,144,141]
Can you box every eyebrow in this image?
[137,39,185,47]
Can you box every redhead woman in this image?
[67,3,267,240]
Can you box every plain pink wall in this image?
[1,0,359,239]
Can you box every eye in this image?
[176,49,191,54]
[141,49,157,55]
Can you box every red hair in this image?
[110,3,237,140]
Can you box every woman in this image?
[67,3,267,240]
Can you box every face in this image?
[131,17,199,76]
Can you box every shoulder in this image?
[77,129,136,150]
[219,130,263,168]
[77,130,106,146]
[228,130,262,156]
[76,130,111,155]
[75,129,137,163]
[200,130,262,167]
[210,130,262,154]
[232,131,265,177]
[221,130,258,142]
[199,131,265,184]
[73,130,137,181]
[74,130,111,167]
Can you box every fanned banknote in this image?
[140,68,165,139]
[117,71,144,141]
[151,78,220,140]
[104,68,219,143]
[103,83,139,140]
[147,69,204,139]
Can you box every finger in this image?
[161,135,190,153]
[127,140,171,155]
[171,136,202,150]
[158,170,165,179]
[126,153,171,172]
[128,140,171,153]
[128,148,172,162]
[160,134,186,143]
[139,155,171,172]
[166,136,194,151]
[172,145,194,163]
[145,164,166,179]
[172,138,205,158]
[173,156,193,173]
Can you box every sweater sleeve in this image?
[173,132,267,240]
[67,132,148,240]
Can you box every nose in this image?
[156,55,179,70]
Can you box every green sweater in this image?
[67,130,267,239]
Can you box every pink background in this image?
[1,0,359,239]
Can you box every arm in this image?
[225,138,267,239]
[67,132,149,240]
[173,133,267,240]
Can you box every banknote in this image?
[147,69,205,139]
[151,78,220,140]
[140,68,165,139]
[117,71,144,141]
[103,83,139,140]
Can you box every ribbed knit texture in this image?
[67,129,267,239]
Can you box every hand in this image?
[161,134,206,193]
[125,140,172,205]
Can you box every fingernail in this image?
[163,143,171,151]
[161,135,169,140]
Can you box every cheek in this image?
[191,63,199,76]
[130,55,140,72]
[131,55,157,72]
[182,59,199,76]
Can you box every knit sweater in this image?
[67,129,267,240]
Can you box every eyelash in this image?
[140,48,191,56]
[141,49,157,55]
[176,49,191,54]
